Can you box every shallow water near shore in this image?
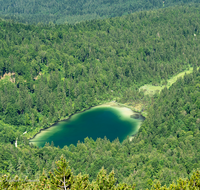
[30,105,143,148]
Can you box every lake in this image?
[29,104,143,148]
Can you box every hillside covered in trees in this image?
[0,0,199,24]
[1,69,200,189]
[0,4,200,189]
[1,155,200,189]
[0,4,200,138]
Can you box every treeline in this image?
[1,155,199,189]
[0,5,200,137]
[1,156,200,189]
[0,0,199,24]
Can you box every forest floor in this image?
[139,67,198,96]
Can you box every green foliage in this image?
[0,5,200,140]
[151,170,200,189]
[49,155,74,189]
[1,156,199,189]
[0,155,135,189]
[139,67,197,95]
[71,173,90,190]
[96,167,116,189]
[0,4,200,190]
[0,0,199,24]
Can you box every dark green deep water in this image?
[30,107,141,148]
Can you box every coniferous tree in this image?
[49,155,74,190]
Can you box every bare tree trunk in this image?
[64,176,66,190]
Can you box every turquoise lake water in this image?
[30,106,142,148]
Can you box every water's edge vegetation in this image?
[29,65,198,143]
[29,102,145,147]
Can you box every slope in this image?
[0,69,200,189]
[0,0,199,24]
[0,5,200,138]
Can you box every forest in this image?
[0,4,200,138]
[0,3,200,190]
[1,155,200,189]
[0,0,199,24]
[0,69,200,189]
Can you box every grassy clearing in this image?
[139,67,197,96]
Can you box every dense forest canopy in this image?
[1,155,200,189]
[0,0,199,24]
[0,4,200,137]
[0,4,200,189]
[0,69,200,189]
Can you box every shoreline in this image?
[29,101,145,143]
[92,102,137,116]
[90,102,144,141]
